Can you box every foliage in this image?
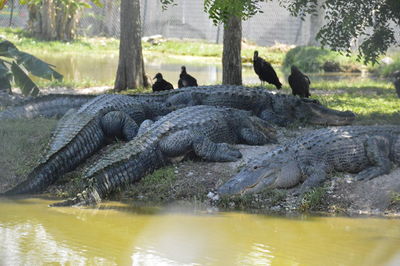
[280,0,400,64]
[283,46,362,73]
[372,54,400,77]
[390,192,400,204]
[299,187,326,211]
[160,0,271,24]
[19,0,103,41]
[0,39,63,95]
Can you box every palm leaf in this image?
[0,59,12,91]
[0,40,18,58]
[14,50,63,81]
[11,61,39,96]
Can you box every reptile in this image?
[0,85,355,126]
[50,105,277,206]
[0,94,95,120]
[218,125,400,196]
[4,94,174,195]
[166,85,355,126]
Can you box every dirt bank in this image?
[0,118,399,217]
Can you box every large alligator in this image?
[50,105,277,206]
[0,94,95,120]
[1,85,356,126]
[4,94,174,195]
[166,85,355,126]
[218,125,400,196]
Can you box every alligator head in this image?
[273,96,356,126]
[218,152,302,195]
[299,100,356,126]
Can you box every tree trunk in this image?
[222,16,242,85]
[27,0,79,41]
[114,0,146,91]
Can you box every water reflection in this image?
[36,53,368,89]
[0,198,400,265]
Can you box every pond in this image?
[37,53,370,88]
[1,198,399,265]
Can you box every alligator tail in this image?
[4,124,105,195]
[51,143,164,206]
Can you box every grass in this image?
[310,80,400,125]
[218,188,287,210]
[0,118,57,191]
[0,27,285,65]
[123,166,177,203]
[283,46,366,73]
[371,53,400,77]
[299,187,327,212]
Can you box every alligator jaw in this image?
[218,166,277,196]
[306,102,356,126]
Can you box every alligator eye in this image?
[166,102,172,107]
[253,166,258,169]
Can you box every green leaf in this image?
[15,51,63,81]
[11,62,39,96]
[0,59,12,91]
[0,40,18,58]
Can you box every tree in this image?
[20,0,101,41]
[280,0,400,64]
[163,0,399,66]
[161,0,267,85]
[222,16,242,85]
[114,0,147,91]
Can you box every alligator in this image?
[1,85,356,126]
[218,125,400,196]
[166,85,355,126]
[0,94,95,120]
[50,105,277,206]
[4,94,174,195]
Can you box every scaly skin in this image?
[166,85,355,126]
[0,85,356,126]
[0,94,95,120]
[4,94,174,195]
[51,105,277,206]
[218,125,400,196]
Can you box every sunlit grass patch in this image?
[315,93,400,124]
[0,118,57,191]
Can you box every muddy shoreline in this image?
[8,126,396,218]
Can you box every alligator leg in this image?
[259,109,288,126]
[137,119,154,136]
[159,130,242,162]
[297,163,328,195]
[239,128,273,145]
[101,111,139,141]
[356,137,391,181]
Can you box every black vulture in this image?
[178,66,198,88]
[152,73,174,92]
[288,66,311,98]
[393,70,400,98]
[395,78,400,98]
[253,50,282,90]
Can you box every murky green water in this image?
[1,198,399,265]
[37,53,367,88]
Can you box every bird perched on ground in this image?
[152,73,174,92]
[253,50,282,90]
[178,66,198,88]
[392,70,400,98]
[288,65,311,98]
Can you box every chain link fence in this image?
[0,0,355,47]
